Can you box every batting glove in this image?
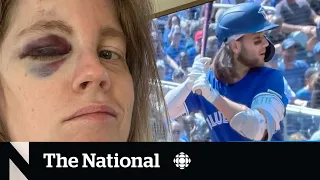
[192,74,220,103]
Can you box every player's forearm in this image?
[165,79,192,119]
[212,95,248,121]
[213,95,269,140]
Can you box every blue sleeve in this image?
[256,69,289,108]
[184,92,201,115]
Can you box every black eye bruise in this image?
[20,35,71,59]
[30,46,70,57]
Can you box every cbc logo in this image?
[173,152,191,169]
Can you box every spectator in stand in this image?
[311,72,320,109]
[152,31,166,62]
[266,15,287,46]
[153,31,179,82]
[157,60,166,81]
[275,0,319,38]
[312,41,320,68]
[206,36,219,59]
[288,31,314,61]
[278,38,309,92]
[179,51,192,74]
[187,30,203,66]
[309,0,320,15]
[166,25,185,60]
[181,21,195,50]
[296,67,318,104]
[171,120,188,142]
[178,114,196,141]
[165,25,185,81]
[172,69,187,84]
[163,14,182,50]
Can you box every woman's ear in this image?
[230,40,241,54]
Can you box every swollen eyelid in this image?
[30,46,70,57]
[19,35,71,59]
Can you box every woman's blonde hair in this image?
[0,0,170,142]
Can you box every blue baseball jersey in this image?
[184,67,289,142]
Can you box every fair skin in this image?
[1,0,134,142]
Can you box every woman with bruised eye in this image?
[0,0,170,142]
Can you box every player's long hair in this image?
[210,43,238,84]
[0,0,171,142]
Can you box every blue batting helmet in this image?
[215,2,278,62]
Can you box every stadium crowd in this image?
[151,0,320,142]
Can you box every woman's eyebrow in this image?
[17,20,74,37]
[99,26,126,42]
[17,20,126,41]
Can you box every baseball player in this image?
[165,2,288,142]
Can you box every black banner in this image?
[0,142,318,180]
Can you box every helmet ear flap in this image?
[264,38,275,62]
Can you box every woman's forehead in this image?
[11,0,119,33]
[18,0,112,15]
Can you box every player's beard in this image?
[238,49,264,68]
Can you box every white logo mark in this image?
[173,152,191,170]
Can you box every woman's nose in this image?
[72,54,111,94]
